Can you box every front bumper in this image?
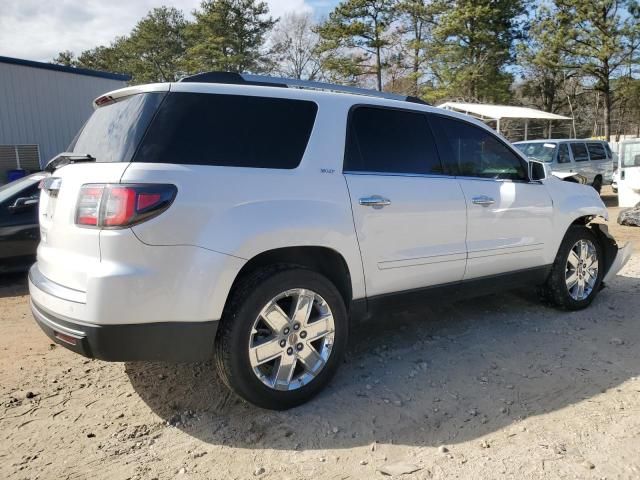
[603,241,634,283]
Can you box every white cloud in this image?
[0,0,314,62]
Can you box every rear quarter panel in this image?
[122,96,367,300]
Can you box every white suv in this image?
[29,73,632,409]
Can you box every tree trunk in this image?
[412,18,420,97]
[376,44,382,91]
[603,87,611,141]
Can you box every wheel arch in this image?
[224,246,355,315]
[564,215,618,278]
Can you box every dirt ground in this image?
[2,187,640,480]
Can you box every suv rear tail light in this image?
[76,184,177,228]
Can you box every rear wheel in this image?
[214,266,348,410]
[542,225,603,310]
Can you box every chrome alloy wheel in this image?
[248,288,336,391]
[565,239,599,301]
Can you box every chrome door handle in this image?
[471,195,495,206]
[359,195,391,209]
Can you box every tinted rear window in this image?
[134,93,317,169]
[71,93,165,163]
[344,106,442,174]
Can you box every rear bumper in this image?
[28,262,219,362]
[30,298,218,362]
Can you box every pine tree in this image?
[430,0,528,103]
[184,0,276,74]
[316,0,397,91]
[554,0,640,140]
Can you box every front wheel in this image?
[542,225,603,310]
[214,267,348,410]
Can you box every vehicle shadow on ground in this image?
[601,191,617,208]
[126,273,640,451]
[0,273,29,299]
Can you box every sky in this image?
[0,0,340,63]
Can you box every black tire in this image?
[214,266,349,410]
[542,225,604,310]
[592,176,602,194]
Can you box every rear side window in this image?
[571,143,589,162]
[558,143,571,163]
[71,93,165,163]
[344,106,442,175]
[429,115,526,181]
[587,143,606,161]
[135,93,317,169]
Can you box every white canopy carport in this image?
[438,102,572,140]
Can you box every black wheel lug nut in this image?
[286,347,293,355]
[283,327,290,335]
[293,323,300,331]
[280,340,286,348]
[296,343,303,351]
[300,331,307,339]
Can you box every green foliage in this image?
[184,0,275,74]
[316,0,397,90]
[48,0,639,139]
[52,50,76,67]
[125,6,187,82]
[429,0,528,103]
[554,0,640,139]
[395,0,439,95]
[516,5,568,113]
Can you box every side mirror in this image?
[8,196,39,213]
[528,160,547,181]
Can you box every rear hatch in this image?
[37,86,167,291]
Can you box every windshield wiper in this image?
[45,152,96,172]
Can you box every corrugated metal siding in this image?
[0,62,127,167]
[0,144,41,180]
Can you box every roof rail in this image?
[179,71,429,105]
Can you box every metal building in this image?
[0,56,129,182]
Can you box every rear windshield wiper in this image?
[45,152,96,172]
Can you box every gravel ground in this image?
[1,188,639,480]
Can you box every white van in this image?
[514,139,614,193]
[617,140,640,207]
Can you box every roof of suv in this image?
[96,80,499,135]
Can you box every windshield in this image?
[0,173,46,203]
[621,142,640,168]
[514,142,557,162]
[70,92,165,163]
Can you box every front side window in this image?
[430,115,526,181]
[344,106,442,174]
[558,143,571,163]
[587,143,606,161]
[135,93,318,169]
[571,143,589,162]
